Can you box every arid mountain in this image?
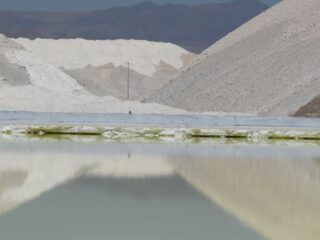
[0,0,268,53]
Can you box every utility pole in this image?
[127,62,130,101]
[127,62,132,115]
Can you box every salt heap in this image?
[0,34,189,114]
[148,0,320,117]
[15,38,194,100]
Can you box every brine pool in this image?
[0,137,319,240]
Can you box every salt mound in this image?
[0,34,31,86]
[0,34,188,114]
[0,85,189,114]
[148,0,320,117]
[15,38,194,100]
[6,49,82,92]
[15,38,192,77]
[0,34,82,93]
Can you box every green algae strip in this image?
[26,126,105,136]
[1,124,320,141]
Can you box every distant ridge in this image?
[0,0,268,52]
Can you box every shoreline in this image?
[0,111,319,140]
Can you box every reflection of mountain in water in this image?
[0,140,176,215]
[0,139,319,239]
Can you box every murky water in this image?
[0,137,319,240]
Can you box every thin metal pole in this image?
[127,62,130,101]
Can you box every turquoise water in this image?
[0,138,319,239]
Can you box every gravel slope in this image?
[147,0,320,117]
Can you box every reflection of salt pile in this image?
[0,141,175,215]
[148,0,320,117]
[0,34,188,114]
[171,147,320,240]
[15,38,194,100]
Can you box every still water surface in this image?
[0,137,319,240]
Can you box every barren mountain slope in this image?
[147,0,320,117]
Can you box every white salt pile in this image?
[15,38,194,100]
[0,34,189,114]
[15,38,191,77]
[148,0,320,117]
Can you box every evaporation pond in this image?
[0,138,319,240]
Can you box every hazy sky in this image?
[0,0,280,11]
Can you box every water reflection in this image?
[0,138,319,239]
[170,145,320,240]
